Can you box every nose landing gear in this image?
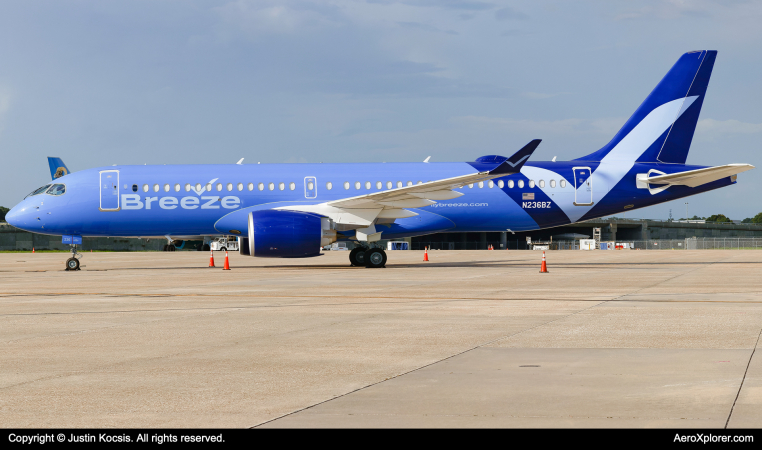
[65,245,82,271]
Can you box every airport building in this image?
[3,218,762,252]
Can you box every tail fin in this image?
[47,157,70,180]
[577,50,716,164]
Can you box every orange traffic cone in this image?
[223,251,231,270]
[539,251,549,273]
[32,247,35,253]
[423,246,429,261]
[488,244,493,250]
[209,250,215,267]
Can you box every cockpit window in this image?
[25,184,52,199]
[46,184,66,196]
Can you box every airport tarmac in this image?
[1,249,761,428]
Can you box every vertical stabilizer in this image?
[48,157,70,180]
[577,51,716,164]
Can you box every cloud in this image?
[697,118,762,135]
[453,115,624,136]
[495,6,529,20]
[614,0,712,21]
[367,0,494,11]
[213,1,342,38]
[397,21,459,35]
[520,91,564,99]
[500,29,532,37]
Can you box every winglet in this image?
[489,139,541,175]
[47,157,70,180]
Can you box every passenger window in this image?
[344,182,350,190]
[175,184,181,192]
[550,180,556,188]
[488,181,494,188]
[132,184,138,192]
[397,181,403,188]
[529,180,535,188]
[268,183,275,191]
[376,181,382,189]
[387,181,392,189]
[407,181,413,186]
[227,183,233,191]
[539,180,545,188]
[508,180,514,188]
[164,184,170,192]
[216,183,223,191]
[195,183,202,192]
[560,179,567,188]
[417,181,422,185]
[143,185,149,192]
[248,183,254,191]
[478,181,484,188]
[289,182,295,191]
[355,182,361,190]
[326,182,333,190]
[258,183,264,191]
[238,183,244,191]
[498,180,504,188]
[278,182,284,191]
[468,184,473,189]
[365,181,371,189]
[518,180,524,188]
[185,184,191,192]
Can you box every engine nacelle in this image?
[243,210,336,258]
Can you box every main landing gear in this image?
[349,246,387,268]
[65,245,82,271]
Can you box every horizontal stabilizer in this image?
[641,164,754,188]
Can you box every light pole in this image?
[685,202,689,220]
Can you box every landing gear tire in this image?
[65,257,80,271]
[365,248,387,268]
[169,245,176,251]
[349,247,367,266]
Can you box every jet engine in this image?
[238,210,336,258]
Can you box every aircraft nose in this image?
[5,202,34,230]
[5,204,21,227]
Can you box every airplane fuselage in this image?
[7,160,733,239]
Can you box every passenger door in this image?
[572,167,593,206]
[99,170,120,211]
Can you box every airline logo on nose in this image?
[121,194,241,210]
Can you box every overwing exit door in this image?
[304,176,317,199]
[572,166,593,206]
[99,170,120,211]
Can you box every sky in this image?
[1,0,761,220]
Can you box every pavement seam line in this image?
[254,256,731,427]
[724,324,762,429]
[252,299,606,428]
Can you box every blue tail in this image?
[47,157,70,180]
[577,50,716,164]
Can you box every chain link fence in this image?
[411,238,762,251]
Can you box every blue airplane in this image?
[5,50,754,271]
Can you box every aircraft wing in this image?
[646,164,754,187]
[275,139,541,237]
